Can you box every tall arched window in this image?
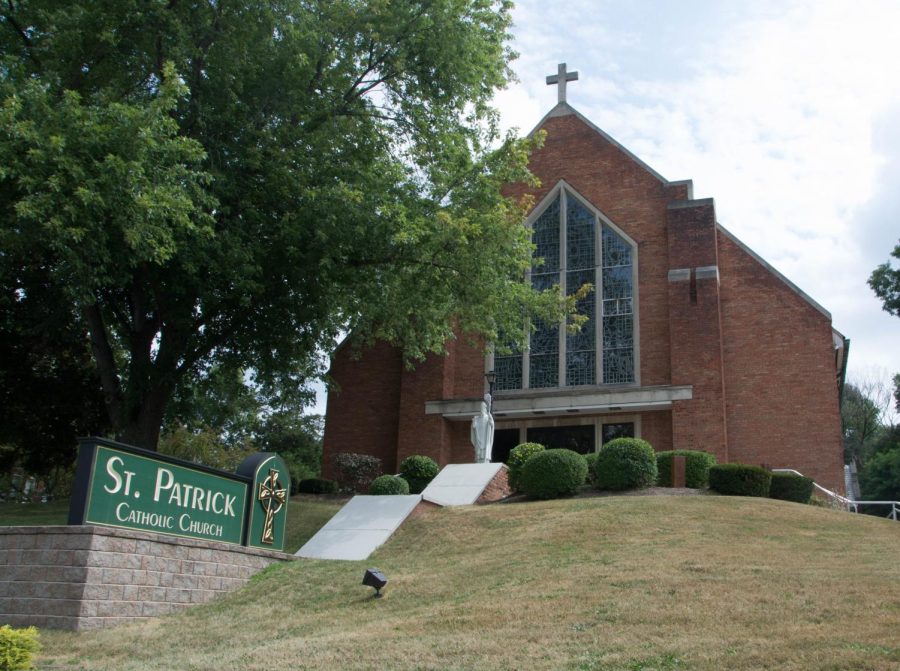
[495,186,636,390]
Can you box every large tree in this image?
[1,1,566,450]
[869,239,900,317]
[842,382,887,470]
[0,258,109,493]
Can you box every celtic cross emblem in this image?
[257,468,286,545]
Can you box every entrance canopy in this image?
[424,384,692,421]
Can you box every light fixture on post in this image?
[362,568,388,599]
[485,370,496,414]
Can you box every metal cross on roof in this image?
[546,63,579,104]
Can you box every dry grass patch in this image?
[38,496,900,670]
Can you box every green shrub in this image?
[332,452,382,493]
[859,447,900,503]
[507,442,545,492]
[656,450,717,488]
[368,474,410,495]
[584,452,600,485]
[399,455,440,494]
[520,449,588,499]
[593,438,658,491]
[296,478,338,495]
[0,625,40,671]
[285,456,318,495]
[708,464,772,497]
[768,472,814,503]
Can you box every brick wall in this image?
[323,340,403,478]
[0,525,291,630]
[505,113,676,388]
[639,410,674,453]
[397,351,452,466]
[666,199,729,461]
[320,109,844,490]
[718,232,844,489]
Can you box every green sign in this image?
[70,438,290,551]
[244,453,290,551]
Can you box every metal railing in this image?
[772,468,899,521]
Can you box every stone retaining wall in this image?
[0,525,293,630]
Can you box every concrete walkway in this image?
[296,463,507,561]
[295,495,421,561]
[421,463,506,506]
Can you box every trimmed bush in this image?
[0,625,40,671]
[368,474,410,495]
[507,442,545,492]
[769,472,814,503]
[584,452,600,485]
[593,438,658,491]
[296,478,338,495]
[520,448,588,499]
[332,452,382,493]
[708,464,772,497]
[656,450,717,488]
[399,455,440,494]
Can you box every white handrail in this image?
[772,468,899,521]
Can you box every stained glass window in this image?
[602,228,634,383]
[529,196,561,388]
[496,187,635,390]
[494,354,522,391]
[532,196,560,273]
[566,196,595,271]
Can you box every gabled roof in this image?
[716,222,833,322]
[528,102,670,185]
[529,101,837,326]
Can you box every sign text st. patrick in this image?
[69,438,289,551]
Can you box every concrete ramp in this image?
[296,495,421,561]
[422,463,507,506]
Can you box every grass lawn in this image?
[34,495,900,670]
[0,496,346,554]
[0,500,70,526]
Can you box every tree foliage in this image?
[841,382,888,469]
[0,0,567,450]
[859,446,900,503]
[0,261,109,494]
[842,374,900,501]
[869,239,900,317]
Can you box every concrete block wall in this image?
[0,525,292,630]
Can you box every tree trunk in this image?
[84,302,125,431]
[118,384,171,451]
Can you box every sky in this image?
[312,0,900,415]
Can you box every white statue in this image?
[470,394,495,463]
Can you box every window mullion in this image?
[596,220,604,383]
[523,259,532,390]
[559,189,567,387]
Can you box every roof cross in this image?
[546,63,579,104]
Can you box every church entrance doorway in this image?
[491,415,642,463]
[526,425,595,455]
[601,422,635,444]
[492,429,520,464]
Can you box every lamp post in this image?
[485,370,496,414]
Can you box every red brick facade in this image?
[322,104,846,489]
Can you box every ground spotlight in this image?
[362,568,388,598]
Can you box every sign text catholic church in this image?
[69,437,290,552]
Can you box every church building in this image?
[322,65,848,490]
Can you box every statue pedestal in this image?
[420,463,510,506]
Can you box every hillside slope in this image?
[40,496,900,670]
